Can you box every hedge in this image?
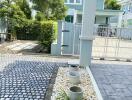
[15,20,57,52]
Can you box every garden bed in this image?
[51,67,97,100]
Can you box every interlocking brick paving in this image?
[0,56,67,100]
[90,61,132,100]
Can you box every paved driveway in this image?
[90,61,132,100]
[0,55,67,100]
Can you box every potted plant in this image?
[68,71,80,85]
[69,86,83,100]
[69,64,79,71]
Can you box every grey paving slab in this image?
[0,56,67,100]
[90,61,132,100]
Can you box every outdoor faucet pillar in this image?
[80,0,96,67]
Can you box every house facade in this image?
[119,0,132,27]
[65,0,123,27]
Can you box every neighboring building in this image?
[0,0,7,42]
[0,0,7,34]
[0,18,7,43]
[65,0,123,27]
[119,0,132,27]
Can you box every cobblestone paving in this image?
[90,61,132,100]
[0,55,67,100]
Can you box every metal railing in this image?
[61,22,132,60]
[92,26,132,60]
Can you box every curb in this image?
[86,67,103,100]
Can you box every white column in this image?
[118,13,123,28]
[57,21,63,55]
[80,0,96,67]
[73,10,77,23]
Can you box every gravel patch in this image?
[52,67,97,100]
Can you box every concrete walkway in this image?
[6,42,37,51]
[90,60,132,100]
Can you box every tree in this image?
[31,0,67,20]
[0,0,29,36]
[35,12,46,21]
[15,0,31,19]
[105,0,121,10]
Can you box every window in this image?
[64,0,82,4]
[69,0,74,3]
[77,14,82,23]
[76,0,81,3]
[65,0,68,3]
[65,15,74,23]
[130,4,132,13]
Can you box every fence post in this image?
[57,20,63,55]
[118,13,123,28]
[51,20,63,56]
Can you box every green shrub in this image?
[37,21,55,53]
[15,20,57,53]
[35,12,46,21]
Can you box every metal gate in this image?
[61,21,132,60]
[93,27,132,60]
[61,22,81,55]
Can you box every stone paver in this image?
[90,61,132,100]
[0,55,67,100]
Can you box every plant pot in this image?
[69,86,83,100]
[68,71,80,85]
[69,64,79,71]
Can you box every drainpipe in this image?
[79,0,96,67]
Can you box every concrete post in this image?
[73,10,77,23]
[118,13,123,28]
[51,20,63,56]
[80,0,96,67]
[57,20,63,55]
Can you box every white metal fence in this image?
[61,22,132,60]
[93,26,132,60]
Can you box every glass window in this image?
[77,14,82,23]
[69,0,74,3]
[130,5,132,13]
[65,0,68,3]
[76,0,80,3]
[65,15,74,23]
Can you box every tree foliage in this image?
[35,12,46,21]
[15,0,32,19]
[105,0,121,10]
[0,0,31,35]
[31,0,67,20]
[0,0,31,19]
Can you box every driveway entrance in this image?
[90,60,132,100]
